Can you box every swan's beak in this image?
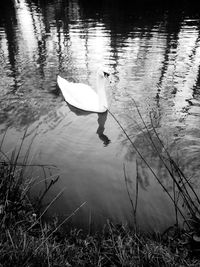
[103,71,110,78]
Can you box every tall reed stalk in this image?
[108,98,200,230]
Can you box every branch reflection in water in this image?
[67,103,111,146]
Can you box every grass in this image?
[0,165,198,267]
[1,106,200,266]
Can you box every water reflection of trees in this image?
[0,0,200,139]
[0,1,19,92]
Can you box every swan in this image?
[57,69,110,113]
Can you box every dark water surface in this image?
[0,0,200,231]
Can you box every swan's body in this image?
[57,70,109,113]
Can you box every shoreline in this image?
[0,158,199,266]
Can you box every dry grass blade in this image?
[123,163,136,224]
[13,127,28,171]
[34,201,87,252]
[135,159,139,225]
[27,187,65,232]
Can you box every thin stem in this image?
[107,109,190,228]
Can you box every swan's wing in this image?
[57,76,107,112]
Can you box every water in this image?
[0,0,200,232]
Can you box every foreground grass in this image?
[0,159,200,267]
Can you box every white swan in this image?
[57,69,110,113]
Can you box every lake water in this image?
[0,0,200,232]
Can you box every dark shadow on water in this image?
[67,103,111,147]
[97,112,111,147]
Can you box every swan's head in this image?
[97,68,110,80]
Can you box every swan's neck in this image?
[96,77,108,109]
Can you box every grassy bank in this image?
[0,141,199,266]
[0,164,199,267]
[0,155,199,267]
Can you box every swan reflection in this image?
[96,112,111,146]
[67,103,111,146]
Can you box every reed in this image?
[108,97,200,254]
